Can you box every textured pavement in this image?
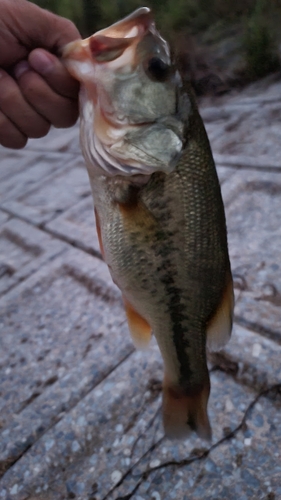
[0,76,281,500]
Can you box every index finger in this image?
[28,49,80,100]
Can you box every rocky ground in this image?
[0,75,281,500]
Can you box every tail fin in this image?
[162,374,212,441]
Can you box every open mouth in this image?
[63,7,153,65]
[95,7,152,39]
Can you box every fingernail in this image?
[29,51,55,75]
[14,61,30,79]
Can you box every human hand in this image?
[0,0,81,149]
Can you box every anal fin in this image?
[123,298,152,349]
[206,271,234,352]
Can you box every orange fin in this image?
[94,207,105,259]
[206,271,234,352]
[117,189,157,231]
[162,374,211,441]
[123,298,152,349]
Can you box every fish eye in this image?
[145,57,171,82]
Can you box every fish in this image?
[63,7,234,440]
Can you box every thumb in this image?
[2,0,81,60]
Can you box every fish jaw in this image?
[93,7,152,37]
[62,8,185,178]
[62,7,154,81]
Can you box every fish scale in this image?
[63,7,234,440]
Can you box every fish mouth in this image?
[63,9,182,177]
[94,7,152,39]
[62,7,153,65]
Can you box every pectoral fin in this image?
[117,185,158,231]
[206,271,234,352]
[123,298,152,349]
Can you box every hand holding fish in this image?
[0,0,80,149]
[63,8,234,440]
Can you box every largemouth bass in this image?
[63,7,234,440]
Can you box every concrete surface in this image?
[0,77,281,500]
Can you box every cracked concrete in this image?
[114,382,281,500]
[0,75,281,500]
